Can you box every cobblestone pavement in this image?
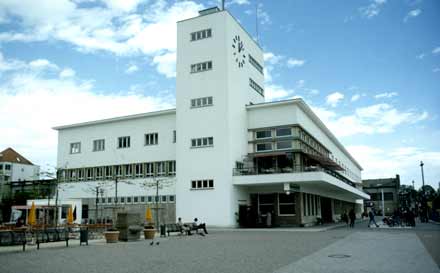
[0,222,438,273]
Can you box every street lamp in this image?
[420,161,428,222]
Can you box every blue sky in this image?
[0,0,439,189]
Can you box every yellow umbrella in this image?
[28,202,36,226]
[145,207,153,223]
[67,206,74,225]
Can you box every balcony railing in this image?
[233,165,356,187]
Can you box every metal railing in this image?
[232,165,356,187]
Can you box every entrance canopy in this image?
[233,171,369,202]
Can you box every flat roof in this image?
[177,9,262,51]
[53,108,176,130]
[246,99,363,171]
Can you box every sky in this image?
[0,0,439,189]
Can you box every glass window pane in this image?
[277,141,292,150]
[276,128,291,136]
[256,130,271,139]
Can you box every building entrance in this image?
[321,197,333,223]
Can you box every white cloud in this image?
[125,64,139,74]
[263,52,283,65]
[374,92,398,99]
[264,84,292,101]
[432,47,440,55]
[257,3,271,25]
[326,92,344,107]
[404,9,421,22]
[227,0,250,6]
[347,145,440,187]
[312,103,429,137]
[287,58,306,68]
[433,67,440,73]
[417,53,425,59]
[0,0,203,77]
[0,53,174,167]
[152,51,176,78]
[29,59,59,70]
[359,0,387,18]
[59,68,76,78]
[351,94,361,102]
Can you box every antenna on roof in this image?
[255,0,259,43]
[222,0,225,10]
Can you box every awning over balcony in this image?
[304,153,344,171]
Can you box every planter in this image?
[103,231,120,243]
[143,228,155,240]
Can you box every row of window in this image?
[191,96,213,108]
[256,141,293,152]
[255,127,292,139]
[70,131,176,154]
[248,54,263,74]
[303,193,320,217]
[190,61,212,73]
[249,78,264,96]
[191,137,214,148]
[190,28,212,41]
[59,161,176,182]
[257,193,296,216]
[0,164,11,171]
[96,195,176,204]
[191,179,214,190]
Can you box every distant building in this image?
[0,148,40,194]
[362,175,400,216]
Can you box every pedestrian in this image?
[348,208,356,228]
[368,210,379,228]
[192,218,208,235]
[266,211,272,228]
[341,210,349,227]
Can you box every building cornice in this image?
[52,108,176,130]
[246,99,363,171]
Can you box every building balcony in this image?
[232,169,369,201]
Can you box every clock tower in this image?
[175,7,264,226]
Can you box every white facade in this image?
[54,8,368,227]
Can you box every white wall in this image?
[11,163,40,181]
[56,112,176,169]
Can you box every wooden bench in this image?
[34,228,69,250]
[165,224,184,236]
[0,230,28,251]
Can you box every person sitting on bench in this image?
[192,218,208,235]
[177,217,190,235]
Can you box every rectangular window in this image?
[134,196,139,203]
[191,137,214,148]
[190,96,213,108]
[276,128,291,137]
[384,192,394,201]
[120,197,125,203]
[249,78,264,96]
[105,166,113,178]
[276,141,292,150]
[173,130,176,143]
[145,163,154,177]
[156,162,166,176]
[118,136,130,148]
[96,167,103,179]
[108,197,112,203]
[256,130,271,139]
[190,61,213,73]
[70,142,81,154]
[190,28,213,41]
[124,164,132,177]
[278,193,296,215]
[168,161,176,176]
[169,195,175,203]
[127,197,132,203]
[161,195,167,203]
[191,179,214,190]
[135,163,143,177]
[256,143,272,152]
[86,168,93,180]
[145,133,159,146]
[93,139,105,152]
[147,196,153,203]
[141,196,145,203]
[248,54,263,74]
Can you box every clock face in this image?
[232,35,245,68]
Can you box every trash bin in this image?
[160,225,166,237]
[80,228,88,246]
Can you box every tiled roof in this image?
[0,147,34,165]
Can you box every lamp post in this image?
[420,161,428,222]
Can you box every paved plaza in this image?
[0,222,439,273]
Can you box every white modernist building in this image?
[54,7,369,227]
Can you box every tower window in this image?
[191,61,213,73]
[190,28,212,41]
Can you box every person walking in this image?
[368,210,379,228]
[266,211,272,228]
[348,208,356,228]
